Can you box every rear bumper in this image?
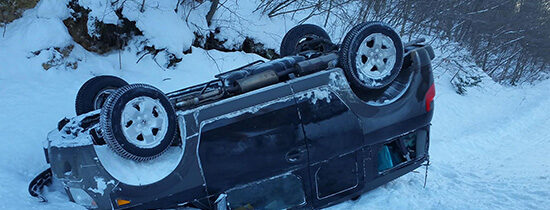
[46,131,116,209]
[44,113,207,209]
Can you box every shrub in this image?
[0,0,39,35]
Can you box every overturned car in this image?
[29,21,435,209]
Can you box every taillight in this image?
[425,84,435,111]
[68,187,98,209]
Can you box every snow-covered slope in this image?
[0,0,549,209]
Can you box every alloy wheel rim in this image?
[355,33,397,81]
[120,96,168,148]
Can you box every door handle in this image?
[286,147,306,163]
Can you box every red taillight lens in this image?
[425,84,435,111]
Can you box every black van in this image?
[30,21,435,210]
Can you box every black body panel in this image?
[199,96,308,192]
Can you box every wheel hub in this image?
[93,88,116,110]
[355,33,397,81]
[120,96,169,148]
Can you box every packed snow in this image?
[47,110,100,148]
[296,87,333,105]
[87,177,115,196]
[0,0,549,209]
[95,145,183,186]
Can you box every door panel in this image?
[314,152,359,199]
[294,88,364,163]
[293,87,365,203]
[198,94,308,193]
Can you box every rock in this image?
[0,0,39,26]
[193,28,279,60]
[64,0,142,54]
[42,63,51,71]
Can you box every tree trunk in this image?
[140,0,146,12]
[206,0,220,26]
[400,1,409,37]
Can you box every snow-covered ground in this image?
[329,76,550,210]
[0,0,549,209]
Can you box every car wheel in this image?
[75,76,129,115]
[339,21,404,90]
[100,84,177,161]
[280,24,331,57]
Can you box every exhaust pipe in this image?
[295,53,338,76]
[236,70,279,93]
[234,53,339,93]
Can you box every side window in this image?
[226,174,306,210]
[377,128,429,173]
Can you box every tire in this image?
[280,24,331,57]
[100,84,177,161]
[75,76,129,115]
[339,21,404,90]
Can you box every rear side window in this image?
[377,128,429,172]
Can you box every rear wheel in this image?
[339,22,404,90]
[100,84,177,161]
[280,24,332,57]
[75,76,128,115]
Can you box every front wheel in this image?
[339,22,404,90]
[100,84,177,161]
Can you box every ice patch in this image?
[87,177,115,196]
[296,87,332,105]
[329,71,349,88]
